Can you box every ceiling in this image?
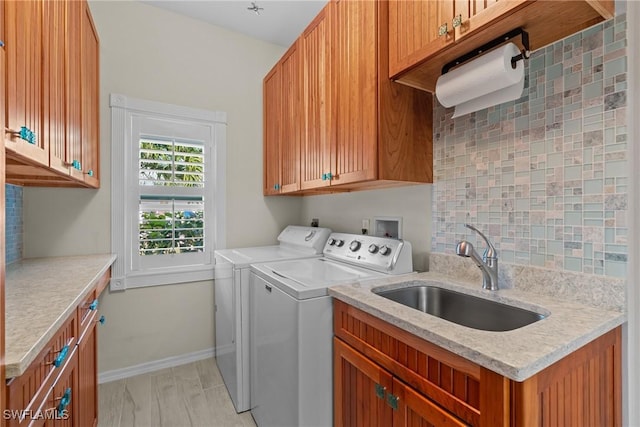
[143,0,327,47]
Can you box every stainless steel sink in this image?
[373,285,546,332]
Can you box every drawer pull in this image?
[89,299,98,311]
[56,388,72,416]
[375,383,386,399]
[386,393,399,410]
[97,315,106,325]
[53,345,70,368]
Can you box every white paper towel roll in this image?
[435,42,524,111]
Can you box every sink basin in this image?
[373,285,546,332]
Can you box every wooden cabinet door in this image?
[279,42,301,193]
[43,0,69,176]
[454,0,527,41]
[388,0,454,78]
[393,378,468,427]
[332,0,377,186]
[300,7,332,190]
[4,0,47,166]
[334,338,393,427]
[67,0,84,182]
[263,64,281,195]
[81,1,100,188]
[77,321,98,427]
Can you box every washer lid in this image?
[252,258,383,299]
[214,246,318,268]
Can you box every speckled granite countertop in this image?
[5,254,117,378]
[329,270,626,382]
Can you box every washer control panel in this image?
[323,233,413,274]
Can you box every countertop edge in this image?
[5,254,117,378]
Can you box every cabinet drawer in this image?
[6,315,76,427]
[32,346,78,427]
[333,299,480,426]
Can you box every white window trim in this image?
[110,94,226,290]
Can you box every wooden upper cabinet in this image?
[4,0,101,188]
[301,7,332,191]
[263,42,302,195]
[67,0,84,183]
[390,0,615,92]
[279,42,301,193]
[389,0,454,78]
[263,0,433,195]
[43,0,70,177]
[332,0,378,186]
[81,2,100,188]
[4,0,47,166]
[263,63,282,196]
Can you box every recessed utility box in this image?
[374,216,402,239]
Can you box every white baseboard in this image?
[98,348,215,384]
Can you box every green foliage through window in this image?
[138,137,206,255]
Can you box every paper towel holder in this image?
[442,28,531,75]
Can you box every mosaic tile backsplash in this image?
[432,15,627,277]
[6,184,23,264]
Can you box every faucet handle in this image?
[464,224,497,259]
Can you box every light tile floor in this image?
[98,358,256,427]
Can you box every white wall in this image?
[23,0,302,373]
[300,185,432,272]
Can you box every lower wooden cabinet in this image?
[335,338,466,427]
[333,299,622,427]
[5,271,108,427]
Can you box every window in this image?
[110,94,226,290]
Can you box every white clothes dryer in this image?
[214,225,331,412]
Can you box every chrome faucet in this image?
[456,224,499,291]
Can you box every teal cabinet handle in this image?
[98,315,106,325]
[89,299,98,311]
[326,172,332,180]
[11,126,36,144]
[87,169,94,177]
[72,160,82,170]
[57,388,72,416]
[321,173,326,180]
[273,184,281,191]
[53,345,69,368]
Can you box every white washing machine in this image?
[214,225,331,413]
[249,233,413,427]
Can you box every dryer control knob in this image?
[368,244,379,254]
[349,240,361,252]
[379,245,392,256]
[328,238,336,246]
[336,239,345,247]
